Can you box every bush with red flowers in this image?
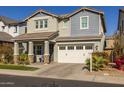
[114,55,124,70]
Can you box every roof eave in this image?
[23,10,59,22]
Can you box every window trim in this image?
[80,16,89,30]
[35,19,48,30]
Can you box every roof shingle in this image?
[0,32,13,42]
[14,31,58,41]
[0,16,19,25]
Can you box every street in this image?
[0,74,123,87]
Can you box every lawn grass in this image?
[0,64,39,71]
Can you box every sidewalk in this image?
[0,64,124,85]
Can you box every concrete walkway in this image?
[0,63,124,85]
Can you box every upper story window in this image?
[44,19,48,28]
[80,16,89,29]
[13,26,18,33]
[2,26,5,31]
[35,19,48,29]
[35,20,39,29]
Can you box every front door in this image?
[34,45,44,63]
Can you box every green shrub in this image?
[85,56,108,71]
[92,52,110,64]
[19,53,30,65]
[19,53,28,61]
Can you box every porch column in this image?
[14,42,19,64]
[28,41,34,63]
[44,41,50,64]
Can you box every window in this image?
[44,19,48,28]
[85,45,93,50]
[2,26,5,31]
[35,19,48,29]
[40,20,43,28]
[34,45,43,55]
[59,46,66,50]
[80,16,89,29]
[35,20,39,29]
[68,46,74,50]
[25,27,27,33]
[14,26,18,33]
[76,45,83,50]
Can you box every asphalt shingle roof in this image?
[0,32,13,42]
[14,31,58,41]
[0,16,19,25]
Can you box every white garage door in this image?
[58,44,93,63]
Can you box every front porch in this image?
[13,32,58,64]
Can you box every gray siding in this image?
[71,11,99,36]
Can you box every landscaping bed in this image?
[86,67,124,78]
[0,64,39,71]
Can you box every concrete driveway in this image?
[34,63,84,79]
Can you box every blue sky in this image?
[0,6,123,36]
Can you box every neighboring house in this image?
[104,36,114,56]
[13,8,106,64]
[0,16,20,37]
[0,32,13,44]
[116,9,124,55]
[0,16,27,37]
[0,16,27,54]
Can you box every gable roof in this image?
[23,7,106,32]
[0,32,13,42]
[63,8,106,33]
[0,16,19,25]
[24,9,59,21]
[65,8,104,18]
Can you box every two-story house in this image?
[0,16,18,44]
[0,16,20,37]
[0,16,27,44]
[13,8,106,64]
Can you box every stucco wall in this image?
[27,13,58,33]
[58,19,71,37]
